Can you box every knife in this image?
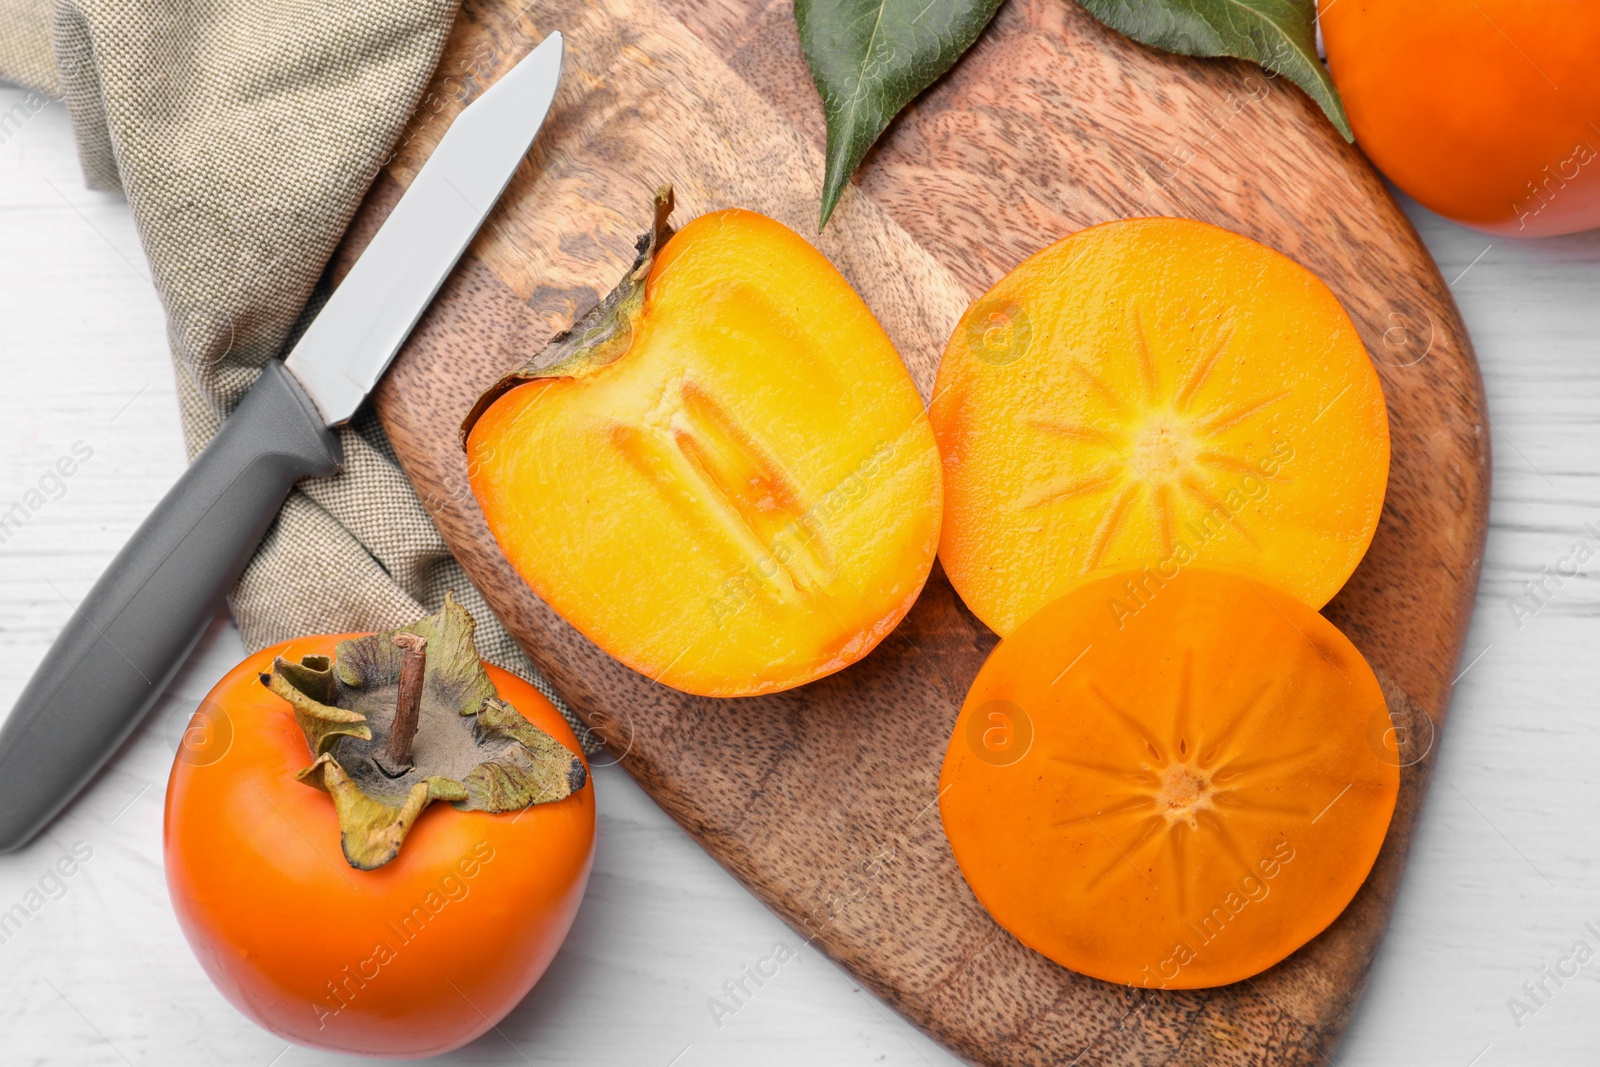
[0,31,565,852]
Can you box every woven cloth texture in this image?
[0,0,589,747]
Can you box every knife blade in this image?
[0,31,564,852]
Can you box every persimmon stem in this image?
[380,633,427,774]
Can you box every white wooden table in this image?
[1,85,1596,1067]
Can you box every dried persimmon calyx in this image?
[459,185,677,436]
[261,594,586,870]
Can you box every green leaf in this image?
[796,0,1005,229]
[1075,0,1351,141]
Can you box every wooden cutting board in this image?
[353,0,1491,1061]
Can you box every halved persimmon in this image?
[931,217,1389,636]
[939,566,1399,989]
[464,191,941,697]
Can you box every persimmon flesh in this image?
[939,567,1400,988]
[164,636,595,1058]
[931,217,1389,636]
[467,203,941,696]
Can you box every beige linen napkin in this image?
[0,1,588,745]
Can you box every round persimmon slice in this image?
[931,217,1389,636]
[939,566,1400,989]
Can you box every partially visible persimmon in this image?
[939,567,1399,989]
[931,217,1388,636]
[165,600,593,1058]
[463,188,942,697]
[1320,0,1600,236]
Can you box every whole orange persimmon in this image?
[165,600,594,1058]
[1320,0,1600,236]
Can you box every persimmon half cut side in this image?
[466,197,941,697]
[931,217,1389,637]
[939,567,1400,989]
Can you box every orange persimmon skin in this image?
[931,217,1389,636]
[939,567,1399,989]
[1321,0,1600,236]
[164,635,595,1059]
[467,209,941,697]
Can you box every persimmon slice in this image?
[931,217,1389,636]
[939,567,1400,989]
[465,194,941,697]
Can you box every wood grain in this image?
[359,1,1492,1062]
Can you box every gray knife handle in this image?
[0,361,341,851]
